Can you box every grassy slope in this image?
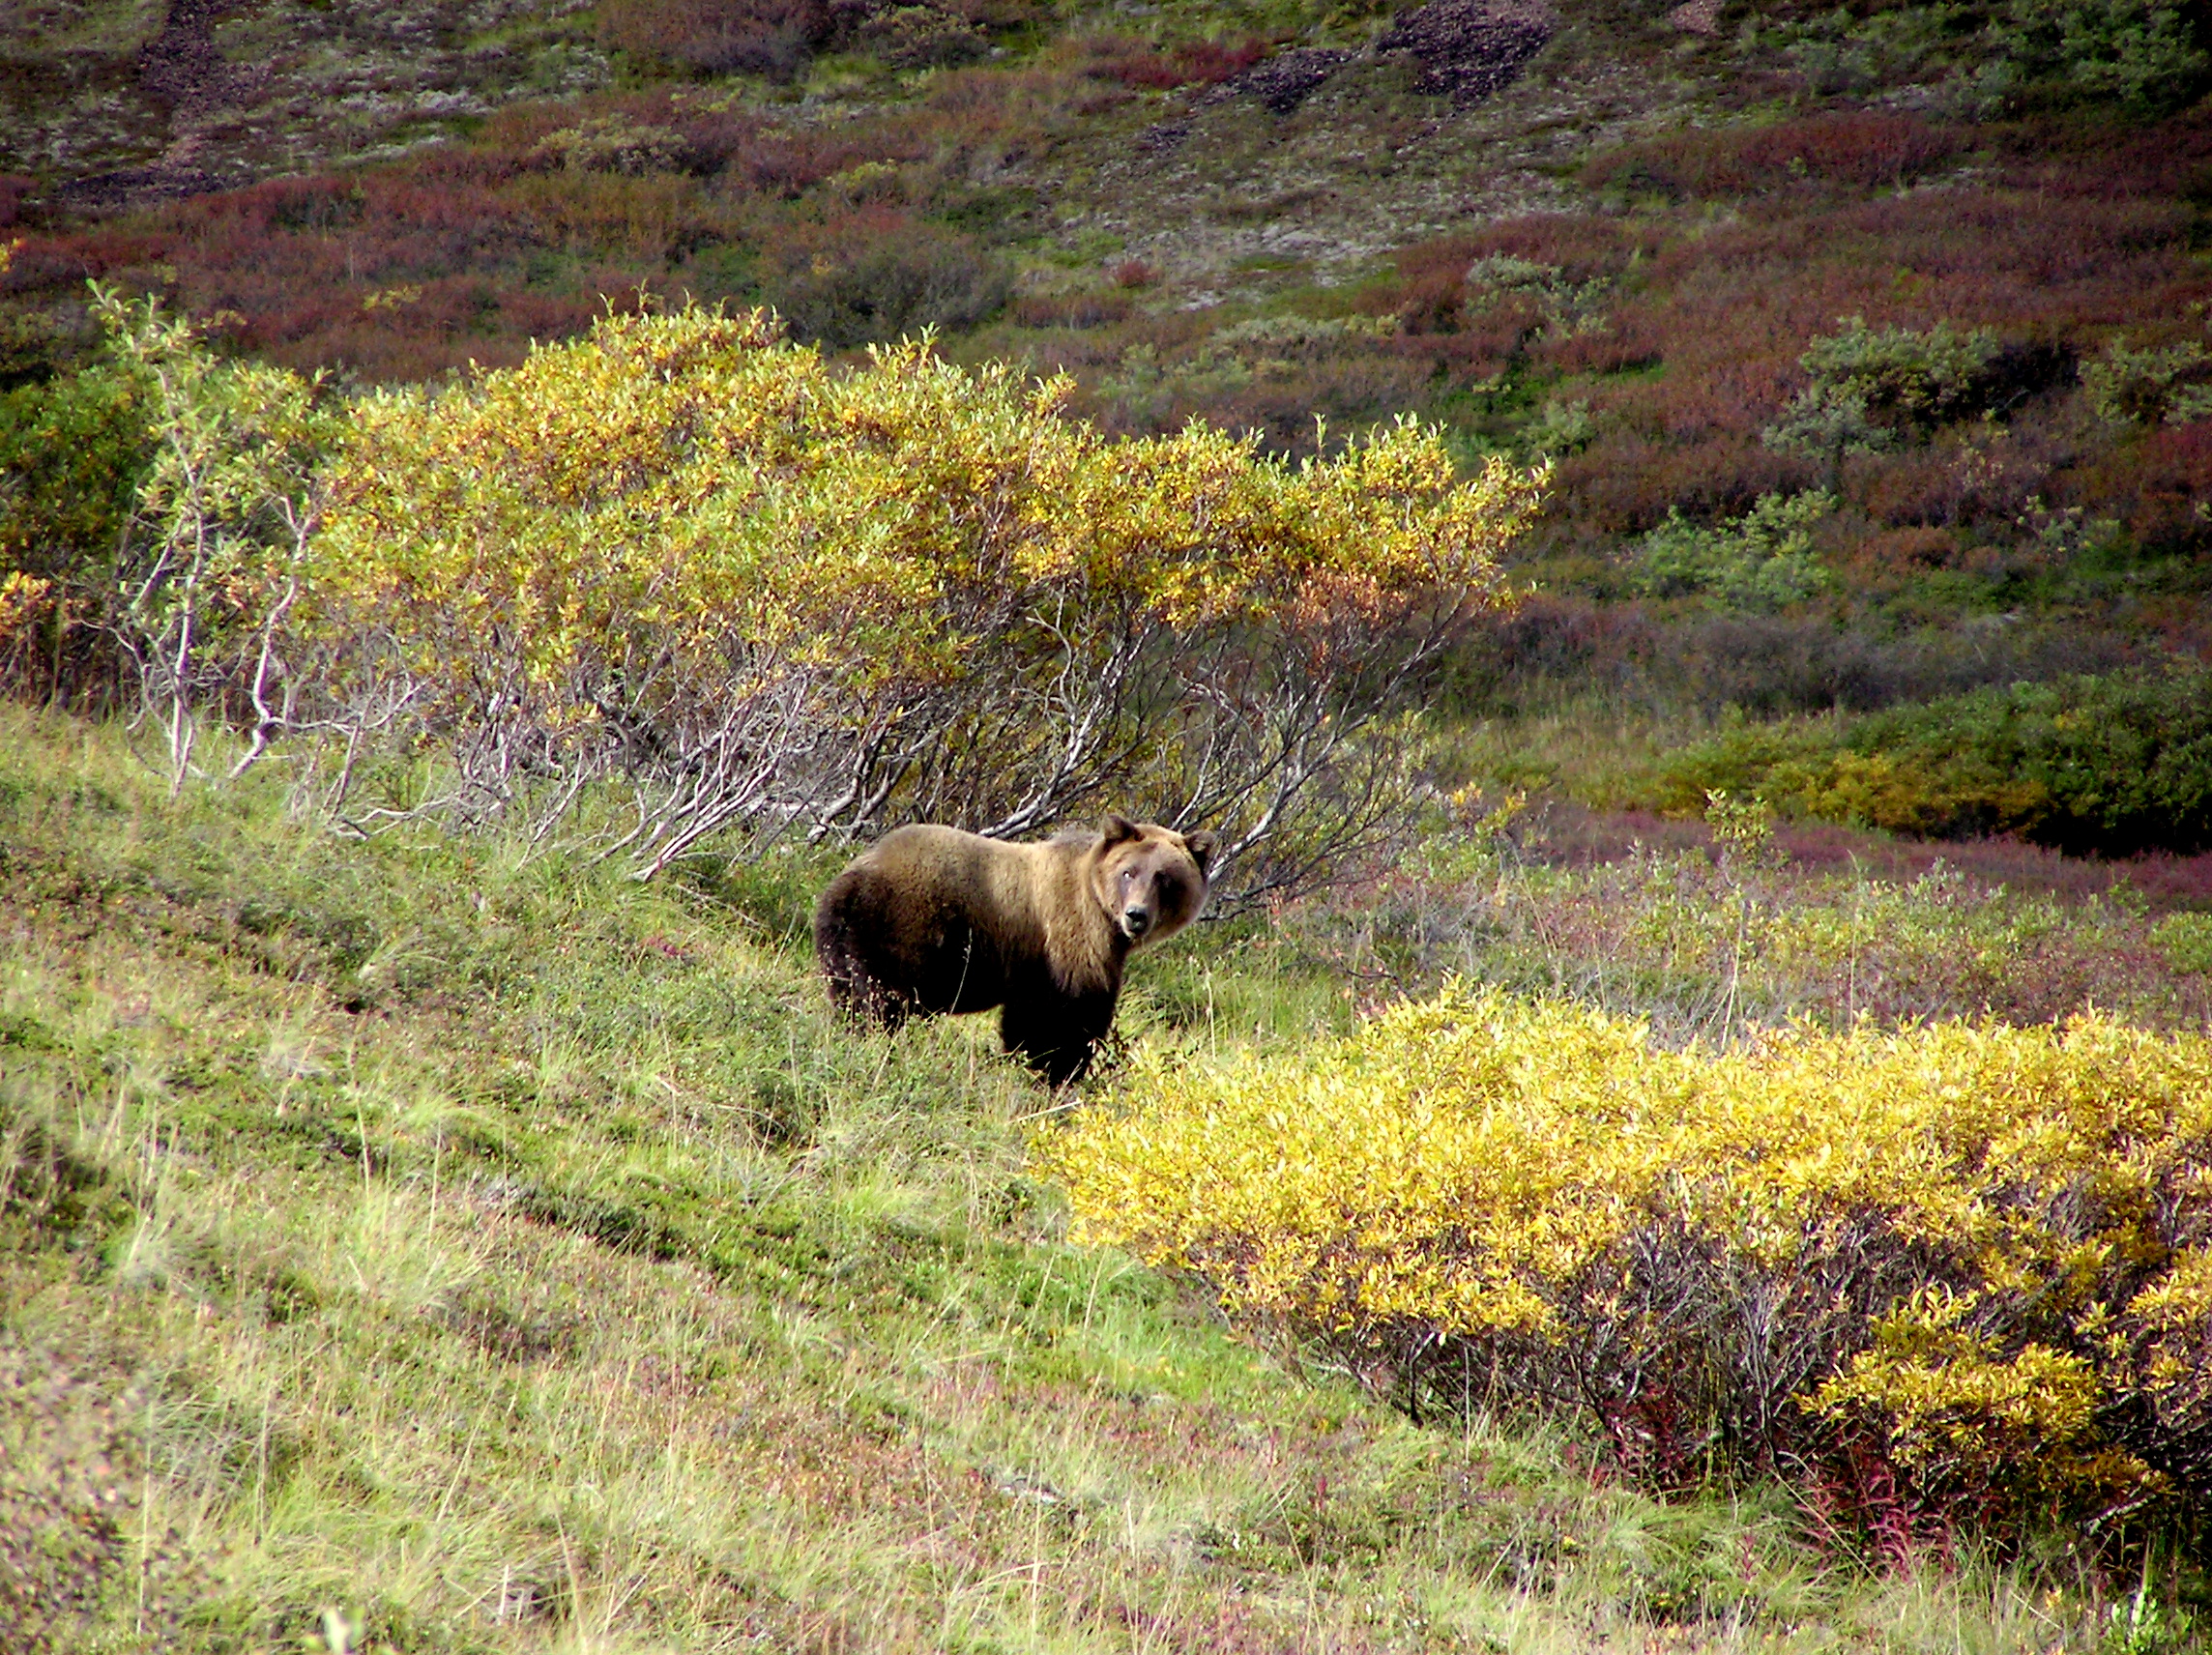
[0,708,2132,1653]
[2,7,2208,1645]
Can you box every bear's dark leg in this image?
[1000,993,1111,1087]
[834,972,913,1032]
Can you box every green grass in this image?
[1293,814,2212,1042]
[0,706,2176,1652]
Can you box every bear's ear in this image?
[1182,828,1218,876]
[1100,813,1140,846]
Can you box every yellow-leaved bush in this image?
[306,306,1543,886]
[1039,985,2212,1535]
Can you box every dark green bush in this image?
[759,211,1008,347]
[1642,666,2212,856]
[1982,0,2210,118]
[0,364,150,587]
[1744,0,2208,120]
[0,364,152,704]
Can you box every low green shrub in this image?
[1633,490,1834,613]
[2082,337,2212,426]
[1762,317,2003,473]
[2152,911,2212,973]
[1640,667,2212,855]
[758,211,1010,346]
[1462,254,1612,342]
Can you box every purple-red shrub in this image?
[1011,290,1132,328]
[0,75,1034,380]
[2092,421,2212,553]
[1584,112,1966,199]
[1081,33,1266,89]
[597,0,845,79]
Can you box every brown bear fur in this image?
[814,815,1217,1085]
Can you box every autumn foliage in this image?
[306,305,1541,886]
[0,297,1542,890]
[1042,985,2212,1545]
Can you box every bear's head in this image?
[1091,814,1217,945]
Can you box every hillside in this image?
[10,0,2212,815]
[1,0,1711,382]
[7,707,2197,1653]
[9,2,2212,1647]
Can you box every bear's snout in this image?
[1120,904,1153,940]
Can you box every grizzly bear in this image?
[813,815,1218,1085]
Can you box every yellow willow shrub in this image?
[306,306,1543,886]
[1041,986,2212,1536]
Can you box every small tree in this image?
[1634,490,1835,613]
[90,286,331,790]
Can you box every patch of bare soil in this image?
[1140,7,1556,158]
[1140,46,1354,151]
[54,0,263,210]
[1038,5,1714,306]
[54,163,223,212]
